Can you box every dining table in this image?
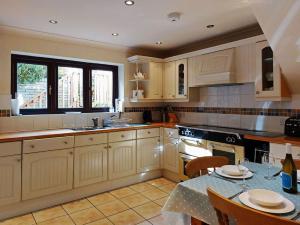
[162,162,300,225]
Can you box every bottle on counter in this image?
[281,143,298,193]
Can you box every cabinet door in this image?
[148,62,163,99]
[22,149,73,200]
[137,137,160,173]
[74,144,108,188]
[175,59,188,99]
[188,55,203,87]
[163,61,176,99]
[0,155,21,206]
[163,138,179,173]
[255,41,281,98]
[108,140,136,180]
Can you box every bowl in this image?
[248,189,284,207]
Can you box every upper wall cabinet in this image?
[255,41,291,101]
[163,61,176,99]
[148,62,163,99]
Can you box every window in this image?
[11,54,118,114]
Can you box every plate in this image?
[215,167,253,179]
[248,189,284,207]
[239,191,295,214]
[222,165,247,176]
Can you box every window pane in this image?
[92,70,113,108]
[17,63,48,109]
[58,66,83,108]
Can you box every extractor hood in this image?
[189,48,235,87]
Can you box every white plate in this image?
[239,191,295,214]
[222,165,246,176]
[248,189,284,207]
[215,167,253,179]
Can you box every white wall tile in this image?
[207,113,219,126]
[228,95,240,108]
[0,94,11,109]
[217,86,228,96]
[15,116,34,131]
[218,114,241,128]
[0,117,16,132]
[240,95,255,108]
[63,115,76,128]
[228,86,240,95]
[48,114,63,129]
[33,115,49,130]
[207,87,218,96]
[240,83,255,95]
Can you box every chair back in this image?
[207,188,299,225]
[185,156,229,178]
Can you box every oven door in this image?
[178,153,197,181]
[179,137,210,157]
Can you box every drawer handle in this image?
[17,158,21,162]
[89,137,94,141]
[69,151,73,155]
[30,145,35,148]
[147,131,151,134]
[108,145,112,149]
[64,141,68,144]
[121,134,125,138]
[104,146,108,149]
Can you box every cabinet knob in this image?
[17,158,21,162]
[147,131,151,134]
[104,146,108,149]
[64,141,68,144]
[69,151,73,155]
[89,137,94,141]
[172,95,175,97]
[108,146,112,149]
[30,145,35,148]
[121,134,125,138]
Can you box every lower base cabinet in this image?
[137,137,160,172]
[0,155,21,206]
[74,144,108,188]
[163,138,179,173]
[108,140,136,180]
[22,149,74,200]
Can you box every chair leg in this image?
[191,217,208,225]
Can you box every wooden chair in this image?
[185,156,229,178]
[281,159,300,169]
[207,187,299,225]
[185,156,229,225]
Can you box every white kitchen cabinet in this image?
[74,144,108,188]
[163,61,176,99]
[175,59,188,99]
[270,143,300,166]
[148,62,163,99]
[163,133,179,173]
[22,149,74,200]
[255,41,290,101]
[137,137,160,173]
[108,140,136,180]
[0,155,21,206]
[235,43,256,83]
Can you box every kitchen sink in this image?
[72,123,149,131]
[71,127,109,131]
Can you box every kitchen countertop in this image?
[0,123,177,143]
[244,134,300,146]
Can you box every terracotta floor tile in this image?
[133,202,161,220]
[129,182,155,192]
[0,214,36,225]
[147,178,175,187]
[96,199,129,217]
[154,196,169,206]
[148,214,169,225]
[137,221,152,225]
[69,208,104,225]
[87,193,117,206]
[110,187,137,198]
[108,209,144,225]
[86,218,113,225]
[120,193,151,208]
[63,199,93,214]
[157,183,176,194]
[33,206,67,223]
[141,188,168,201]
[37,215,74,225]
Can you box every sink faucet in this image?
[92,118,99,127]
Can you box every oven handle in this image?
[181,138,206,148]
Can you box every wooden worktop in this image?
[244,134,300,146]
[0,123,177,143]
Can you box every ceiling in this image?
[0,0,257,50]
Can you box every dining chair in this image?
[281,159,300,169]
[185,156,229,225]
[207,187,299,225]
[185,156,229,178]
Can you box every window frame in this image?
[11,54,119,115]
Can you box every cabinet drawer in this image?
[163,128,179,139]
[23,136,74,153]
[137,128,160,139]
[109,130,136,142]
[0,142,21,157]
[75,133,107,147]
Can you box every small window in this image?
[92,69,113,108]
[16,62,48,110]
[57,66,83,109]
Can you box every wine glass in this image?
[238,158,250,191]
[262,153,275,180]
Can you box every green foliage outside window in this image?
[17,63,47,84]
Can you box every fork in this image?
[291,211,300,221]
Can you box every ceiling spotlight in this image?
[206,24,215,29]
[125,0,134,6]
[112,33,119,36]
[156,41,163,45]
[49,20,58,24]
[168,12,181,22]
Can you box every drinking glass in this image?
[238,158,250,191]
[262,153,275,180]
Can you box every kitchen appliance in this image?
[285,117,300,137]
[143,110,152,123]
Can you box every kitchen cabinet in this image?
[163,61,176,99]
[175,59,188,99]
[108,140,136,180]
[22,148,74,200]
[163,129,179,173]
[148,62,163,99]
[255,41,290,101]
[0,155,21,206]
[270,143,300,166]
[74,144,108,188]
[137,137,160,172]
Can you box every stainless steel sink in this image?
[72,123,149,131]
[71,127,109,131]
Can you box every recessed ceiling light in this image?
[125,0,134,6]
[206,24,215,29]
[112,33,119,36]
[156,41,163,45]
[49,20,58,24]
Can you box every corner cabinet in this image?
[255,41,291,101]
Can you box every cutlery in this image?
[272,170,282,177]
[291,211,300,221]
[209,173,237,184]
[229,190,244,200]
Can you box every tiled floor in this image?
[0,178,177,225]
